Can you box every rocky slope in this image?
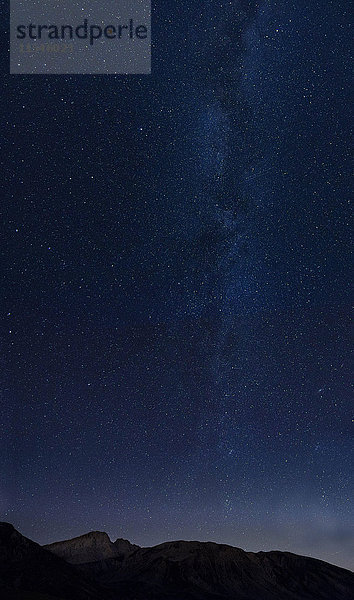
[44,531,138,565]
[0,523,112,600]
[95,539,354,600]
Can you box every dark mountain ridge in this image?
[0,523,112,600]
[94,539,354,600]
[1,523,353,600]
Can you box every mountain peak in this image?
[0,523,108,599]
[113,537,140,555]
[65,530,112,542]
[45,530,138,564]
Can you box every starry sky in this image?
[2,0,353,571]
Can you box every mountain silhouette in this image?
[1,523,353,600]
[0,523,111,600]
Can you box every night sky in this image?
[2,1,353,571]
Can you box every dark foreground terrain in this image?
[1,522,353,600]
